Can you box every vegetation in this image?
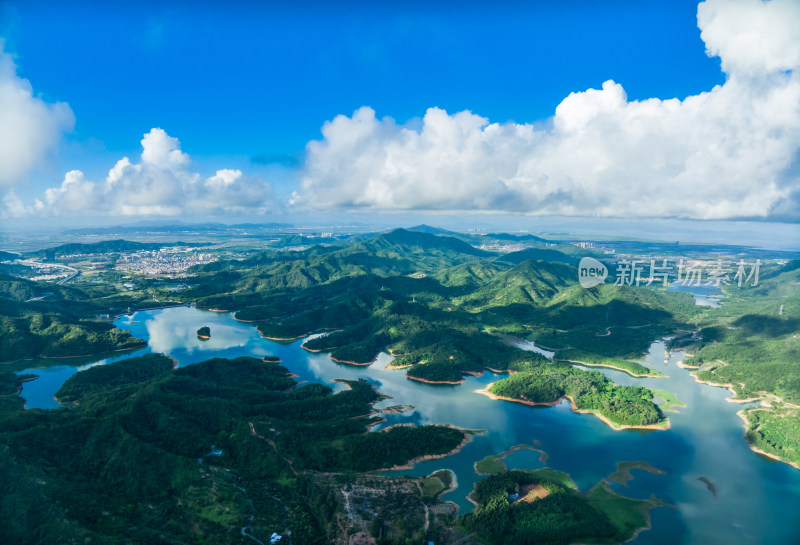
[0,372,33,411]
[3,227,797,542]
[29,239,197,258]
[0,309,146,362]
[488,364,666,428]
[606,461,666,486]
[197,325,211,339]
[651,390,685,413]
[475,454,506,475]
[55,353,175,405]
[475,445,544,475]
[673,261,800,465]
[0,355,466,544]
[419,469,454,500]
[161,229,700,429]
[0,274,165,362]
[461,469,664,545]
[743,407,800,466]
[557,349,664,377]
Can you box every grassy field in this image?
[607,461,667,486]
[586,483,669,542]
[652,390,686,413]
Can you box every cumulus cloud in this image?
[0,40,74,187]
[296,0,800,220]
[31,128,278,217]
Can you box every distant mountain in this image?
[495,247,579,266]
[0,251,20,262]
[30,239,199,257]
[190,229,495,302]
[484,232,550,243]
[64,222,294,235]
[406,224,459,236]
[356,228,489,258]
[278,234,342,247]
[229,223,295,230]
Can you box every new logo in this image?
[578,257,607,288]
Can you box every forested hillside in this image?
[0,355,466,544]
[0,274,146,362]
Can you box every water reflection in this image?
[667,282,723,308]
[142,306,264,362]
[12,307,800,545]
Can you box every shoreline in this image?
[258,331,307,342]
[474,384,563,407]
[233,316,263,323]
[436,469,458,500]
[558,359,664,378]
[565,396,670,431]
[384,426,485,471]
[407,374,464,385]
[736,409,800,470]
[8,343,148,366]
[687,372,747,402]
[330,355,376,366]
[52,354,179,408]
[474,384,669,431]
[474,444,547,476]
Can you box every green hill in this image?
[495,247,579,266]
[434,261,507,288]
[30,239,197,258]
[349,228,490,263]
[456,261,575,307]
[406,224,460,236]
[0,275,151,363]
[0,355,466,544]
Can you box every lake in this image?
[16,306,800,544]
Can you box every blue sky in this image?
[0,0,798,225]
[5,1,721,166]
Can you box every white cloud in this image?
[0,40,74,187]
[1,188,29,218]
[296,0,800,220]
[698,0,800,77]
[31,128,278,217]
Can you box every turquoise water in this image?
[16,306,800,544]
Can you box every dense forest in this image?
[673,262,800,464]
[2,228,798,543]
[0,274,148,362]
[488,363,666,427]
[462,469,663,545]
[0,355,466,544]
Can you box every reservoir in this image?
[16,306,800,545]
